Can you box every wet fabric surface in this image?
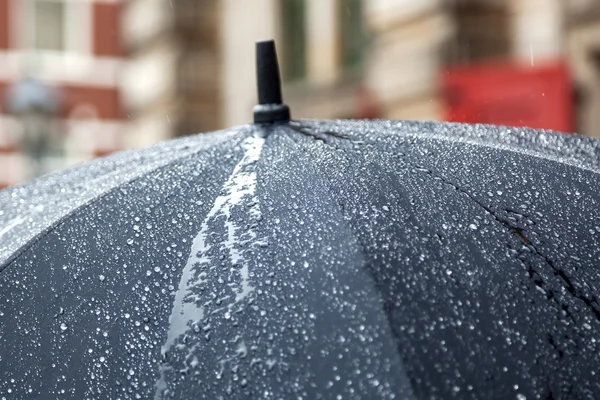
[1,120,600,399]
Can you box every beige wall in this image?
[364,0,451,121]
[567,21,600,137]
[306,0,340,86]
[221,0,279,128]
[510,0,564,64]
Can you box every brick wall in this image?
[0,0,126,188]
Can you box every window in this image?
[33,1,65,51]
[280,0,307,82]
[339,0,363,72]
[444,0,511,65]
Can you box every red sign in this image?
[442,60,573,133]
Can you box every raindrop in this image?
[99,275,106,282]
[60,323,68,331]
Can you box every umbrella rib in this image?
[281,125,423,380]
[410,132,600,175]
[370,124,600,175]
[354,135,600,323]
[293,122,600,325]
[285,126,418,375]
[411,166,600,322]
[299,120,600,174]
[0,132,248,275]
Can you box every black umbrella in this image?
[1,40,600,400]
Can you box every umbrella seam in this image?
[353,135,600,323]
[300,120,600,175]
[283,125,421,394]
[402,133,600,176]
[0,132,228,201]
[295,122,600,325]
[0,132,248,275]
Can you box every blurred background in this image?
[0,0,599,188]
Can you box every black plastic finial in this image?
[253,40,290,124]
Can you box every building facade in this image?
[119,0,571,142]
[120,0,370,149]
[0,0,124,188]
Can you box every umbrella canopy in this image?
[2,41,600,400]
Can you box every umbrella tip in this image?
[253,40,291,124]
